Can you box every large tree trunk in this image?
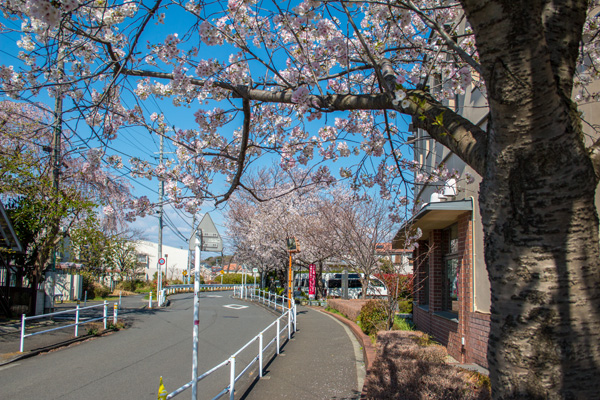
[480,128,600,399]
[462,1,600,397]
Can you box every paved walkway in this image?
[241,305,365,400]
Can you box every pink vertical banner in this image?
[309,264,316,299]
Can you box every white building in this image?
[135,240,190,282]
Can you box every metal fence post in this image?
[229,356,236,400]
[192,264,200,400]
[20,314,25,352]
[75,304,80,337]
[288,310,291,340]
[103,301,107,330]
[259,333,263,378]
[276,319,280,354]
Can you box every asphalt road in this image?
[0,291,280,399]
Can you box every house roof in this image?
[375,243,412,254]
[0,201,23,253]
[223,263,242,272]
[393,199,473,246]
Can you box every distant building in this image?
[375,243,413,274]
[222,263,242,274]
[135,240,189,282]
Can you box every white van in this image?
[323,273,387,299]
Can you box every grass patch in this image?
[393,316,414,331]
[87,296,121,302]
[325,306,350,320]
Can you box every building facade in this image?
[394,16,600,368]
[375,243,413,274]
[135,240,190,282]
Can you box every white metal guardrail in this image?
[160,285,296,400]
[164,284,257,295]
[20,301,118,352]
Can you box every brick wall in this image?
[465,312,490,367]
[411,211,490,368]
[429,230,443,311]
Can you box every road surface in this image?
[0,291,279,399]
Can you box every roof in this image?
[375,243,412,254]
[393,199,473,246]
[0,201,23,253]
[222,263,242,272]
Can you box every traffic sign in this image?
[189,213,223,252]
[252,268,258,273]
[158,258,166,265]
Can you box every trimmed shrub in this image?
[327,299,369,321]
[364,331,491,400]
[358,300,388,335]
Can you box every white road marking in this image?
[205,295,222,298]
[0,363,20,372]
[223,304,248,310]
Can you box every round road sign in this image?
[158,257,166,265]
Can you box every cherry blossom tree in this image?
[226,167,339,293]
[1,0,600,397]
[318,188,397,298]
[0,100,136,283]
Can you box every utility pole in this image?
[49,46,64,312]
[157,130,164,304]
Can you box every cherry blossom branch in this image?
[215,97,251,205]
[397,0,482,75]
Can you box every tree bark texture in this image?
[461,0,600,398]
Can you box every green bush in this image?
[358,300,388,335]
[119,280,141,292]
[398,300,413,314]
[93,283,111,298]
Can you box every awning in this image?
[393,199,473,246]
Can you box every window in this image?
[443,258,459,314]
[348,279,362,288]
[328,279,341,288]
[448,223,459,254]
[443,224,459,315]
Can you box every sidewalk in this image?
[0,294,149,365]
[240,305,366,400]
